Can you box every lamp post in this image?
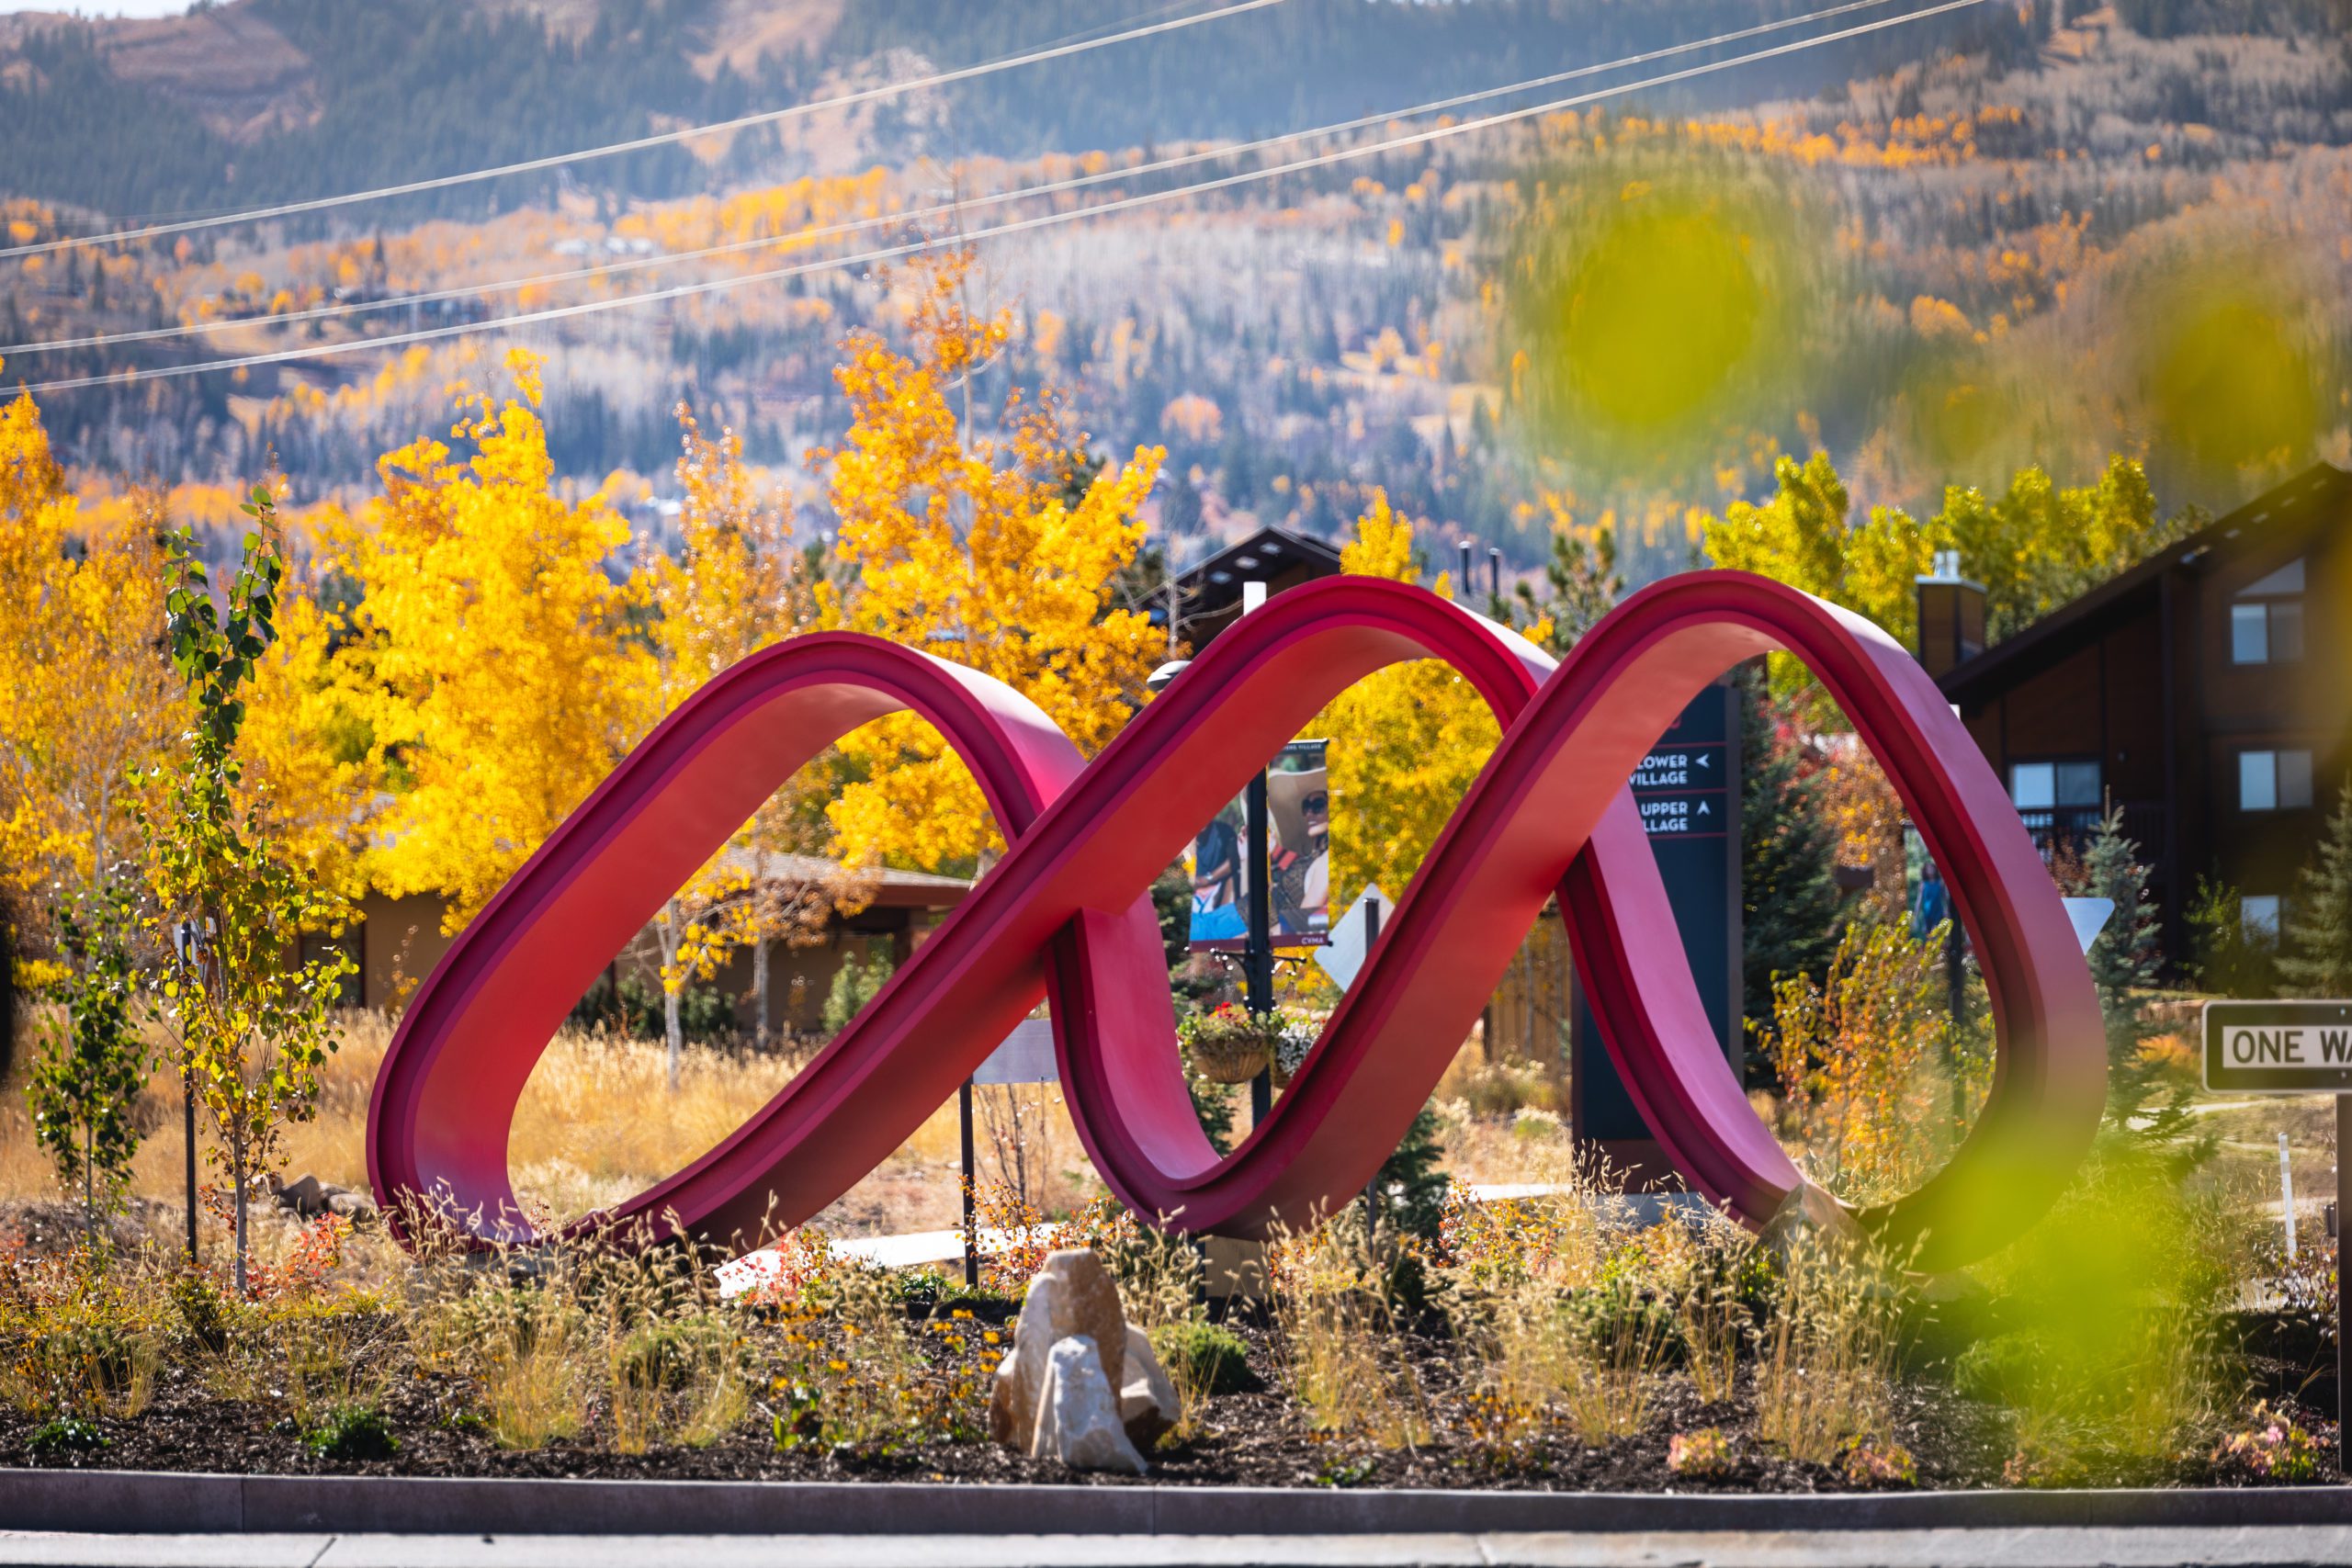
[1150,580,1279,1128]
[1237,581,1275,1126]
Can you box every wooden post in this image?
[959,1079,978,1290]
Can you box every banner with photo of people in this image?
[1188,739,1330,950]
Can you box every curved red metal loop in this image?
[367,571,2103,1271]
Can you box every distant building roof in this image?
[707,847,973,909]
[1162,525,1345,651]
[1938,461,2351,704]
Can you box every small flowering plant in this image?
[1270,1008,1319,1086]
[1667,1427,1735,1479]
[1840,1438,1919,1488]
[2212,1401,2324,1483]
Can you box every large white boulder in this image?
[1031,1335,1148,1474]
[987,1248,1127,1447]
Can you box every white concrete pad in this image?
[0,1534,333,1567]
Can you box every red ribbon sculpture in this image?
[368,572,2105,1272]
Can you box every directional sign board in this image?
[2203,1000,2352,1093]
[1571,683,1742,1151]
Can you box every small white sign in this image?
[972,1017,1057,1086]
[2060,896,2114,954]
[1315,885,1389,991]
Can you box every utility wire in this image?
[0,0,1288,262]
[1,0,1918,359]
[6,0,1987,399]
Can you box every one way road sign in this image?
[2203,999,2352,1092]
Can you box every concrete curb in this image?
[6,1470,2352,1537]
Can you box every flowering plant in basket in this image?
[1178,1003,1283,1083]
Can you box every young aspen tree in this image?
[141,491,354,1293]
[26,867,148,1246]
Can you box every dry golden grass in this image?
[1,1009,1100,1243]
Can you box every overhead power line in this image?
[0,0,1288,262]
[6,0,1988,399]
[0,0,1917,359]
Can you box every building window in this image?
[2009,760,2101,812]
[2241,895,2282,940]
[2240,749,2315,812]
[2230,558,2306,665]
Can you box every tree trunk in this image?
[658,911,684,1092]
[665,987,684,1091]
[751,937,771,1051]
[232,1136,250,1297]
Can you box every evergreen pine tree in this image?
[2074,807,2200,1153]
[1738,672,1846,1064]
[2278,780,2352,998]
[1370,1104,1449,1241]
[2186,874,2277,998]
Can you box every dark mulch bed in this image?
[1,1309,2292,1492]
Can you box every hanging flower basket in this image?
[1179,1004,1278,1084]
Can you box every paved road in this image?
[7,1530,2352,1567]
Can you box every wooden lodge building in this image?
[325,853,971,1036]
[1926,461,2352,963]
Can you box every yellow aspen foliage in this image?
[1701,452,2188,701]
[814,252,1163,873]
[1767,918,1969,1203]
[1931,457,2182,642]
[639,407,856,1073]
[1301,492,1537,908]
[330,350,656,931]
[0,390,178,917]
[235,573,377,897]
[1697,452,1943,707]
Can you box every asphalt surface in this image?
[6,1529,2352,1567]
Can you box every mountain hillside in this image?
[0,0,2038,228]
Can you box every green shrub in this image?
[1562,1280,1686,1367]
[886,1268,948,1314]
[571,973,735,1042]
[169,1271,233,1352]
[1152,1320,1252,1396]
[615,1320,700,1393]
[822,951,895,1035]
[27,1415,108,1457]
[1953,1332,2044,1404]
[303,1401,397,1460]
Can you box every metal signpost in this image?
[2203,998,2352,1472]
[961,1018,1058,1287]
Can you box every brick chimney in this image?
[1915,550,1985,679]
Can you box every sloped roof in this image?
[707,847,973,908]
[1937,462,2352,704]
